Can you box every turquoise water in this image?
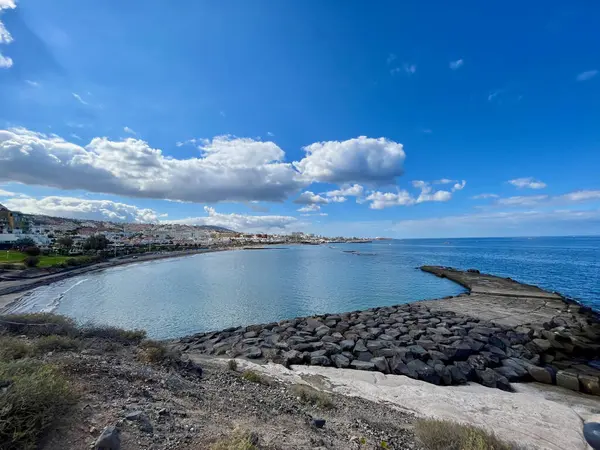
[11,236,600,339]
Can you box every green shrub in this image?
[34,335,80,354]
[137,340,178,365]
[241,370,269,385]
[23,246,41,257]
[228,359,238,371]
[210,429,258,450]
[0,337,31,361]
[66,258,80,267]
[414,419,525,450]
[291,384,333,409]
[80,325,147,344]
[23,256,40,268]
[0,313,78,337]
[0,360,77,450]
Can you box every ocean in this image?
[8,236,600,339]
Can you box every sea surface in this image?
[8,236,600,339]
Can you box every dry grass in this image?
[80,325,147,344]
[241,370,269,385]
[34,335,81,354]
[291,384,333,409]
[414,419,526,450]
[0,359,77,450]
[0,336,31,360]
[228,359,238,371]
[0,313,78,337]
[210,429,259,450]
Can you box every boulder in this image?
[310,355,331,366]
[371,357,390,374]
[366,340,384,352]
[579,374,600,396]
[244,347,262,359]
[353,339,368,353]
[356,351,374,362]
[390,359,418,378]
[323,342,341,355]
[407,345,429,360]
[449,364,468,384]
[434,364,452,385]
[95,426,120,450]
[556,370,580,391]
[530,338,552,353]
[340,339,355,351]
[331,354,350,368]
[282,350,303,366]
[527,365,554,385]
[407,359,441,384]
[350,360,375,371]
[502,358,530,378]
[494,366,521,382]
[315,325,331,337]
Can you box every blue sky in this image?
[0,0,599,238]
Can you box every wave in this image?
[5,278,89,314]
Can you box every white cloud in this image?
[366,190,415,209]
[3,196,162,223]
[472,193,499,199]
[0,128,305,203]
[70,133,82,140]
[72,93,89,105]
[123,126,137,136]
[295,136,405,184]
[452,180,466,191]
[326,184,364,198]
[508,177,547,189]
[576,70,598,82]
[496,195,549,206]
[176,138,200,147]
[298,204,320,213]
[266,131,275,137]
[294,191,330,205]
[25,80,40,87]
[449,59,464,70]
[557,190,600,202]
[0,188,16,196]
[386,53,397,65]
[0,53,12,68]
[434,178,454,184]
[413,180,453,203]
[168,206,298,233]
[391,63,416,76]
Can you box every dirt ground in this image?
[42,344,419,450]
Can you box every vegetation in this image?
[13,237,36,249]
[57,236,74,251]
[83,234,109,251]
[23,246,41,257]
[210,429,259,450]
[291,384,333,409]
[0,250,92,269]
[241,370,267,384]
[0,337,31,360]
[81,325,147,344]
[34,335,80,354]
[138,340,168,363]
[0,313,78,337]
[23,256,40,268]
[228,359,238,371]
[0,360,77,450]
[414,419,525,450]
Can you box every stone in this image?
[376,348,397,358]
[282,350,303,365]
[407,345,429,360]
[353,339,368,353]
[350,360,375,371]
[331,354,350,368]
[584,422,600,450]
[434,364,452,385]
[312,418,326,429]
[428,350,448,362]
[371,357,389,373]
[310,355,331,366]
[579,374,600,396]
[125,411,143,421]
[95,426,120,450]
[489,335,508,350]
[556,370,580,391]
[449,341,473,360]
[306,318,323,331]
[323,342,341,355]
[315,325,331,337]
[487,345,506,358]
[310,350,327,358]
[340,339,355,351]
[530,338,552,353]
[293,342,323,352]
[454,361,474,380]
[356,351,374,362]
[407,359,441,384]
[245,347,262,359]
[476,368,503,389]
[366,340,384,352]
[502,358,530,378]
[467,354,487,371]
[449,364,468,384]
[244,331,258,338]
[527,365,554,384]
[494,366,520,382]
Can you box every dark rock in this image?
[471,326,494,336]
[579,374,600,395]
[428,350,448,362]
[454,361,474,380]
[486,345,506,358]
[244,331,258,338]
[310,355,331,366]
[556,370,580,391]
[530,338,552,353]
[371,357,389,373]
[350,360,375,371]
[95,426,120,450]
[376,348,398,358]
[356,351,374,362]
[407,345,429,360]
[494,366,520,382]
[283,350,304,366]
[407,359,441,384]
[315,325,331,337]
[584,422,600,450]
[390,358,418,378]
[293,342,323,352]
[502,358,530,378]
[125,411,143,421]
[312,418,326,429]
[467,354,487,371]
[434,364,452,385]
[340,339,355,351]
[305,318,323,331]
[353,339,368,353]
[489,335,508,350]
[448,341,473,361]
[476,368,503,389]
[415,339,437,350]
[331,354,350,368]
[527,365,554,384]
[245,347,262,359]
[323,342,341,355]
[449,364,468,384]
[310,350,327,358]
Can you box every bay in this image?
[10,236,600,339]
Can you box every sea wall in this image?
[178,267,600,394]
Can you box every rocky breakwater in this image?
[177,267,600,394]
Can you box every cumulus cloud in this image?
[0,0,15,69]
[0,188,16,196]
[2,196,163,223]
[297,204,321,213]
[576,70,598,82]
[326,184,364,198]
[472,193,499,199]
[452,180,466,191]
[0,128,305,203]
[168,206,298,233]
[508,177,547,189]
[449,59,464,70]
[367,180,457,209]
[295,136,405,184]
[294,191,330,205]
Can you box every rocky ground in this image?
[38,342,419,450]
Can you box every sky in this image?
[0,1,599,238]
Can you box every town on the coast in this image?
[0,203,371,269]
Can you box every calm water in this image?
[10,236,600,339]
